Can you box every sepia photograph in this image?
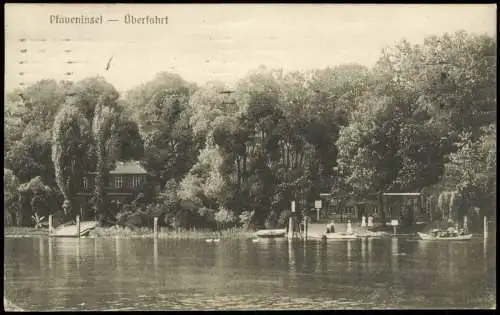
[4,3,497,311]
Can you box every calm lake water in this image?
[4,236,496,310]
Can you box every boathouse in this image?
[76,160,149,219]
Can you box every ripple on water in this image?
[5,237,495,310]
[169,294,368,310]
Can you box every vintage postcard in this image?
[4,3,496,311]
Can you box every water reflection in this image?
[361,238,366,262]
[154,238,158,272]
[367,238,373,273]
[483,239,488,275]
[391,237,398,255]
[115,237,120,268]
[288,240,295,273]
[303,240,307,261]
[360,238,367,276]
[76,239,80,272]
[39,238,44,268]
[4,237,496,311]
[93,238,97,263]
[319,241,327,275]
[346,240,353,272]
[48,237,53,271]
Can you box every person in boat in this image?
[367,215,374,230]
[361,215,367,231]
[430,229,440,237]
[446,226,458,237]
[438,229,450,237]
[326,220,336,233]
[346,219,353,234]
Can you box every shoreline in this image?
[5,223,495,239]
[4,226,257,239]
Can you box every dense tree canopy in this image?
[125,72,201,186]
[4,31,496,229]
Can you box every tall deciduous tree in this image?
[4,169,21,226]
[92,96,117,225]
[337,31,496,201]
[125,72,200,186]
[443,124,496,217]
[51,93,92,220]
[5,80,70,186]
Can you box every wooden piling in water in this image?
[288,217,294,239]
[48,215,53,236]
[304,217,308,240]
[288,201,295,239]
[484,216,488,239]
[154,217,158,238]
[76,215,80,238]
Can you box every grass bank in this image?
[4,226,48,237]
[4,225,256,239]
[88,226,256,239]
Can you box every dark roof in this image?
[109,161,147,174]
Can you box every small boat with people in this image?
[255,228,287,238]
[418,227,472,241]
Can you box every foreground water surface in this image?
[4,236,496,310]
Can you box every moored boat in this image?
[417,232,473,240]
[51,221,98,238]
[255,228,287,238]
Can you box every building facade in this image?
[76,161,148,220]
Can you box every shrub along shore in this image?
[5,218,495,238]
[4,226,257,239]
[4,31,495,235]
[89,226,255,239]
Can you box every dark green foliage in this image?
[4,31,496,228]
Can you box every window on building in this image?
[83,177,88,189]
[132,175,143,188]
[115,176,123,189]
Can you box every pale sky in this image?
[5,4,497,93]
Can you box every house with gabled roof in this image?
[76,160,149,220]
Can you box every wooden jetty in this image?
[51,221,98,237]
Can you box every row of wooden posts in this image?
[287,201,310,240]
[46,212,490,239]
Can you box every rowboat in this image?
[51,221,98,238]
[417,232,473,240]
[255,228,287,238]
